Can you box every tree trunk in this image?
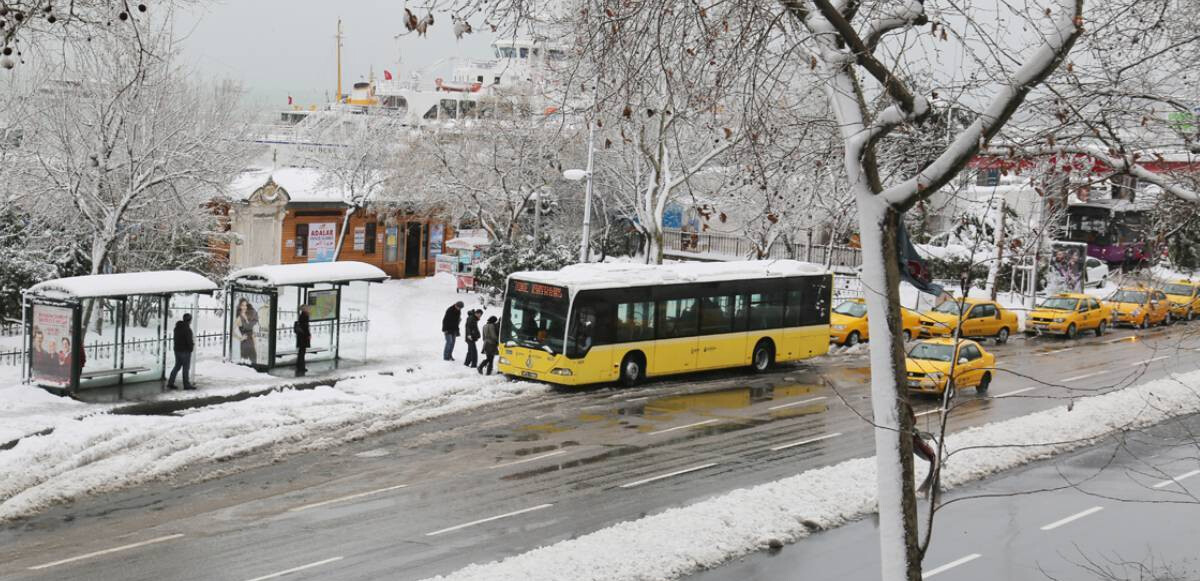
[856,196,922,581]
[332,206,356,261]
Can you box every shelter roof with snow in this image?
[228,167,345,205]
[510,260,828,292]
[226,261,389,288]
[27,271,219,300]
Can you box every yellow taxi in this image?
[829,298,923,346]
[1027,293,1112,338]
[919,298,1019,344]
[1104,287,1171,328]
[1161,280,1200,322]
[905,338,995,395]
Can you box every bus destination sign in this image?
[513,280,566,299]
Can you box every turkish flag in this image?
[384,70,393,81]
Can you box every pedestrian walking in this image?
[463,309,481,368]
[478,315,499,375]
[167,313,195,390]
[295,305,311,376]
[442,301,464,361]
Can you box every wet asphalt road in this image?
[1,322,1199,581]
[690,407,1200,581]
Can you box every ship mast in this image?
[336,18,344,103]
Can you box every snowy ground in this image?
[422,368,1200,581]
[0,274,551,520]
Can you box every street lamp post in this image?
[566,77,600,263]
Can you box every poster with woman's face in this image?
[31,304,73,387]
[232,291,270,366]
[1048,242,1086,293]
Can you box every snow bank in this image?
[423,371,1200,581]
[0,365,547,521]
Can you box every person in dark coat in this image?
[295,305,312,376]
[442,301,464,361]
[478,315,499,375]
[168,313,195,390]
[463,309,481,368]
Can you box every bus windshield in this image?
[1163,284,1194,296]
[833,301,867,318]
[1038,297,1079,311]
[502,280,568,354]
[909,342,955,362]
[1108,290,1147,304]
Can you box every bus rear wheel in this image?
[619,353,645,388]
[751,340,775,373]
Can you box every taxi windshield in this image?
[1038,297,1079,311]
[1109,290,1147,304]
[909,342,955,362]
[1163,284,1194,296]
[933,301,966,315]
[833,301,867,317]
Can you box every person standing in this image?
[295,305,311,376]
[167,313,195,390]
[442,301,464,361]
[463,309,481,368]
[478,315,499,375]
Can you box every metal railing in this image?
[664,229,862,268]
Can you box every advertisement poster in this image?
[307,289,338,321]
[430,224,445,255]
[1048,241,1087,293]
[353,226,365,251]
[308,222,337,263]
[385,226,399,262]
[31,304,74,387]
[232,291,270,367]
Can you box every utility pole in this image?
[578,77,599,262]
[336,19,344,103]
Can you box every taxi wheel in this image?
[976,372,991,393]
[1095,320,1107,337]
[1164,313,1173,326]
[1066,323,1078,340]
[751,340,775,373]
[1139,316,1149,330]
[995,327,1009,345]
[845,331,861,347]
[1188,309,1196,322]
[619,353,645,387]
[902,330,912,342]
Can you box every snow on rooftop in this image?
[229,166,346,204]
[227,261,388,287]
[27,271,218,300]
[511,260,828,290]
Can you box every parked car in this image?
[1027,293,1111,338]
[1084,257,1109,288]
[919,298,1019,344]
[1104,287,1171,328]
[1160,280,1200,321]
[829,298,922,346]
[905,338,995,395]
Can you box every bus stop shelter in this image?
[224,261,387,374]
[23,271,219,397]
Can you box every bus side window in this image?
[749,292,784,330]
[657,298,698,339]
[616,301,654,342]
[569,306,597,357]
[700,295,735,335]
[733,295,750,332]
[784,278,805,327]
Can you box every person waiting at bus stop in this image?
[442,301,464,361]
[294,305,311,377]
[167,314,195,390]
[478,316,499,375]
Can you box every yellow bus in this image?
[496,261,832,387]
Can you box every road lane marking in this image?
[993,387,1037,398]
[488,450,568,469]
[1063,370,1110,383]
[619,463,719,489]
[242,557,344,581]
[1153,469,1200,489]
[923,553,982,578]
[1108,336,1137,344]
[1131,355,1170,367]
[426,504,554,536]
[647,419,720,435]
[768,396,827,411]
[769,432,842,452]
[915,409,942,417]
[28,533,185,570]
[1037,347,1074,357]
[1040,506,1104,531]
[288,484,408,512]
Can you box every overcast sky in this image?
[174,0,497,110]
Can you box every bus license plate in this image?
[522,371,538,379]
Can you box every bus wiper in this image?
[541,345,557,355]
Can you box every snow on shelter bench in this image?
[79,366,152,380]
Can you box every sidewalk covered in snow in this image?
[23,271,219,397]
[224,261,388,374]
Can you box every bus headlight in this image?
[550,368,573,376]
[499,356,511,365]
